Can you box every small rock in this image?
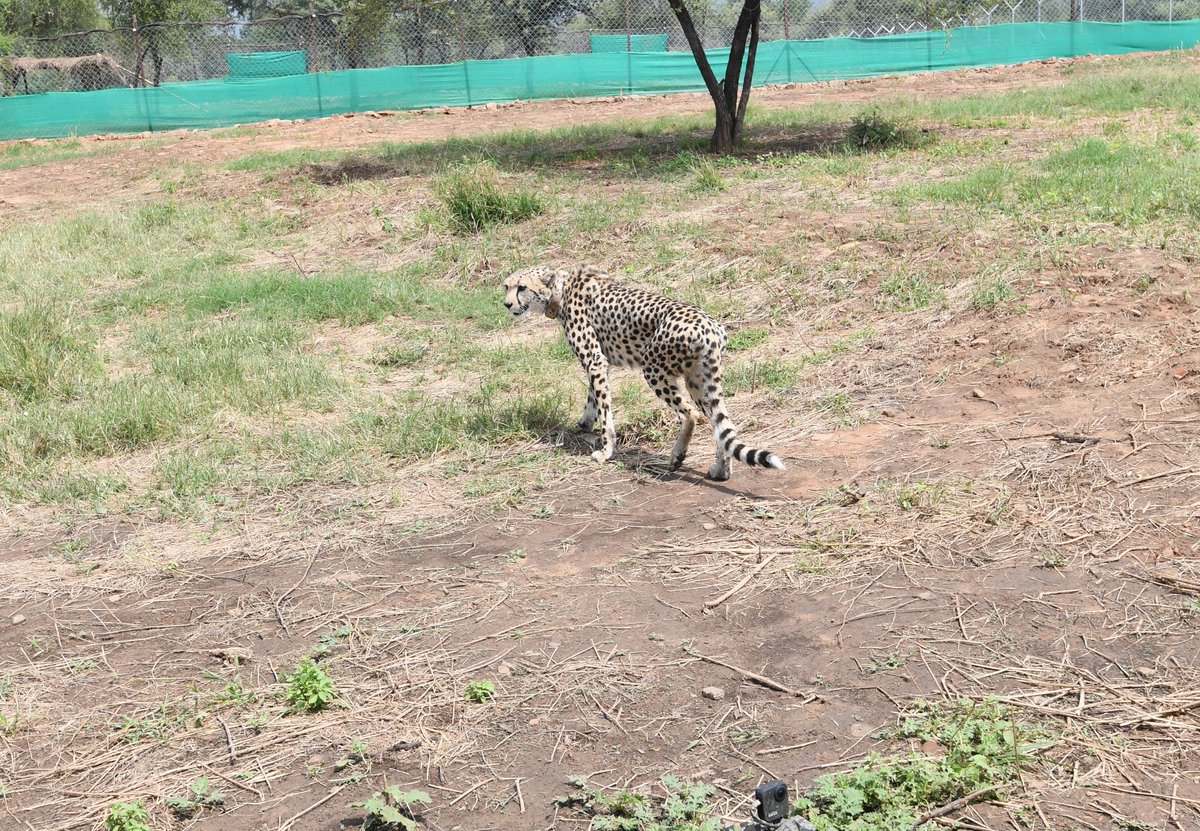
[484,101,499,110]
[701,522,717,531]
[916,590,935,601]
[211,646,254,665]
[528,717,540,725]
[701,686,725,701]
[497,661,514,677]
[1135,666,1156,678]
[881,408,895,417]
[107,594,122,603]
[11,614,26,625]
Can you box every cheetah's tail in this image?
[726,436,786,471]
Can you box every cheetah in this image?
[502,264,784,481]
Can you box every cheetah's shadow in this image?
[547,429,772,499]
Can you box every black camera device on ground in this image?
[755,780,790,825]
[724,781,815,831]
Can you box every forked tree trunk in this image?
[668,0,762,153]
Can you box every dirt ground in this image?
[3,53,1200,831]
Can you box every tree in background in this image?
[1,0,104,55]
[668,0,761,152]
[102,0,223,84]
[1,0,103,39]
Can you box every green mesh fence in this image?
[226,51,309,79]
[2,21,1199,141]
[590,33,671,52]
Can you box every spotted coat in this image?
[503,264,784,481]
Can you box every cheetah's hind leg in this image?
[576,384,598,432]
[644,370,698,472]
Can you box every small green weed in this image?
[464,679,496,703]
[861,651,907,676]
[687,158,727,194]
[349,786,431,831]
[374,342,429,368]
[333,737,372,784]
[558,775,721,831]
[284,658,336,713]
[104,801,151,831]
[435,161,544,233]
[971,275,1017,310]
[895,481,945,512]
[313,625,353,658]
[371,204,397,233]
[167,777,225,819]
[877,273,943,312]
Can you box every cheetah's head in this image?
[503,266,563,320]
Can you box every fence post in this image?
[308,1,321,73]
[132,14,142,87]
[1169,0,1173,21]
[783,0,791,39]
[624,0,632,52]
[456,0,467,63]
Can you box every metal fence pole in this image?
[624,0,632,52]
[783,0,791,40]
[132,14,142,87]
[456,0,467,63]
[308,1,321,73]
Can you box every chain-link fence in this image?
[4,0,1198,96]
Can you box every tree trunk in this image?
[669,0,761,153]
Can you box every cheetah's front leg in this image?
[585,362,616,463]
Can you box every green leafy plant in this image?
[284,658,336,713]
[349,785,431,831]
[464,679,496,703]
[104,801,151,831]
[792,699,1044,831]
[557,776,721,831]
[166,777,225,818]
[312,625,353,659]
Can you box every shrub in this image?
[435,161,544,233]
[848,110,924,152]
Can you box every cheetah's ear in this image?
[543,271,564,319]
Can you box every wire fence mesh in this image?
[4,0,1199,95]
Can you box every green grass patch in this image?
[0,139,112,171]
[0,302,98,403]
[971,274,1018,310]
[918,137,1200,226]
[727,327,772,352]
[352,382,570,462]
[877,273,944,312]
[434,161,545,233]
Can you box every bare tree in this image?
[668,0,760,152]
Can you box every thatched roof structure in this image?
[1,53,133,94]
